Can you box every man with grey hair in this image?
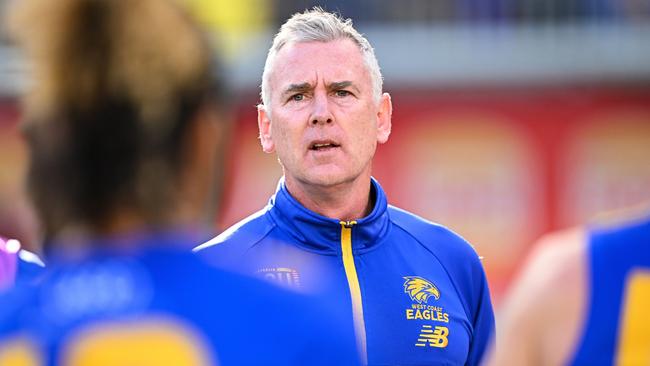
[196,8,494,365]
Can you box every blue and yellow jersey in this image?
[0,231,360,366]
[196,178,495,365]
[570,216,650,365]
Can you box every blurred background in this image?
[1,0,649,306]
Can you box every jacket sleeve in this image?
[425,224,496,366]
[465,262,495,366]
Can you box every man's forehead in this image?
[270,39,369,89]
[278,39,364,64]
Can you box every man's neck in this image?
[284,175,374,222]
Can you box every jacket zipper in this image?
[340,220,367,364]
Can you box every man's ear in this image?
[376,93,392,144]
[258,104,275,153]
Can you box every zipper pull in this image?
[340,220,357,229]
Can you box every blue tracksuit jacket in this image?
[196,178,495,365]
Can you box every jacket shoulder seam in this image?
[391,216,473,322]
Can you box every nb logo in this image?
[415,325,449,348]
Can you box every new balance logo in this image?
[415,325,449,348]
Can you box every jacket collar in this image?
[268,177,391,255]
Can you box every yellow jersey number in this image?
[616,270,650,366]
[0,316,216,366]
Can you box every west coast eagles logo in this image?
[403,276,440,303]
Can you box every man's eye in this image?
[291,94,304,101]
[335,90,351,97]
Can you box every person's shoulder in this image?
[0,252,359,366]
[502,227,587,315]
[193,207,275,254]
[487,227,587,366]
[388,205,481,265]
[387,205,489,312]
[524,227,587,289]
[144,253,361,365]
[590,213,650,243]
[389,205,494,361]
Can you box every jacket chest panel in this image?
[357,256,472,365]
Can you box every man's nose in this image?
[310,92,333,125]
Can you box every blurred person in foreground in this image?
[0,0,359,364]
[195,8,494,365]
[488,211,650,365]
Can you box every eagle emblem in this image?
[403,276,440,303]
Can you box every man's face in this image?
[259,39,391,188]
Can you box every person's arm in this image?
[487,228,588,366]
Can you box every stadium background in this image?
[1,0,649,306]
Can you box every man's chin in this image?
[285,170,348,187]
[298,171,356,188]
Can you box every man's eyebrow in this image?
[328,81,353,90]
[283,82,312,96]
[328,81,362,95]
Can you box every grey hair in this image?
[260,7,383,112]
